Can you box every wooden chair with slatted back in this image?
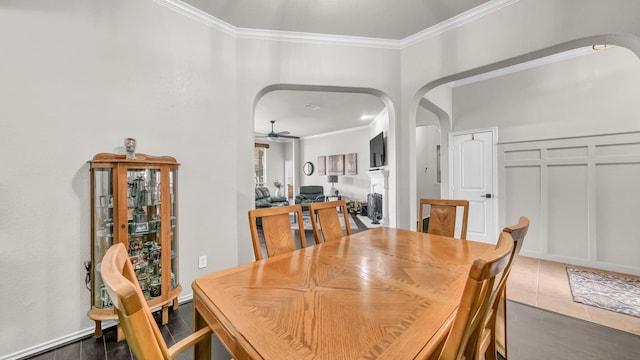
[433,231,514,360]
[248,204,306,261]
[418,199,470,239]
[308,200,351,243]
[478,216,530,360]
[101,243,212,360]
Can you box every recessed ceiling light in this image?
[360,114,374,121]
[304,103,320,110]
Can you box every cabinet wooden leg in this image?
[173,297,179,310]
[162,304,169,325]
[94,320,103,338]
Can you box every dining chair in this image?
[480,216,530,360]
[433,231,515,360]
[101,243,212,360]
[248,204,306,261]
[308,200,351,243]
[418,198,470,239]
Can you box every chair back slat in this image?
[437,232,514,360]
[308,200,351,243]
[248,204,306,260]
[476,216,530,360]
[418,199,470,239]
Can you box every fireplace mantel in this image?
[367,169,389,226]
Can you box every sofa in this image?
[295,185,326,210]
[255,186,289,208]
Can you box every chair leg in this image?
[485,331,498,360]
[496,287,508,359]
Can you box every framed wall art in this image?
[327,154,345,175]
[346,153,357,175]
[317,156,326,175]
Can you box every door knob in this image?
[480,194,492,198]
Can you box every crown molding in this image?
[154,0,590,84]
[234,28,401,49]
[153,0,399,48]
[153,0,519,50]
[451,47,594,87]
[400,0,520,48]
[153,0,236,35]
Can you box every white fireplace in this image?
[367,169,389,226]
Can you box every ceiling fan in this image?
[258,120,300,141]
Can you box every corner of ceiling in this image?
[153,0,520,50]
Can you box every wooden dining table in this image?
[192,227,494,359]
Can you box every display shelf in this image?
[87,153,181,338]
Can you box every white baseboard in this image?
[1,294,194,360]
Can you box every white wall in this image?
[261,141,287,196]
[451,45,640,274]
[300,126,371,202]
[452,47,640,141]
[1,2,401,357]
[415,125,441,204]
[0,1,240,357]
[400,0,640,231]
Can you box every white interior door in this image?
[450,129,497,244]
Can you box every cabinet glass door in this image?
[93,168,113,309]
[127,168,162,299]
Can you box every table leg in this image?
[194,304,211,360]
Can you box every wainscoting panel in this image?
[504,166,542,253]
[595,163,640,268]
[499,132,640,275]
[547,164,588,260]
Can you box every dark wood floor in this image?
[24,301,231,360]
[23,299,640,360]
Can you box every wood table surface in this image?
[192,227,493,360]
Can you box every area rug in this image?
[291,213,358,231]
[566,267,640,318]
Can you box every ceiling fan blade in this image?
[259,121,299,140]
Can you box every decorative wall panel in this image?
[504,166,541,253]
[498,132,640,275]
[547,164,588,259]
[595,163,640,268]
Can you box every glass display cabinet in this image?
[87,153,181,338]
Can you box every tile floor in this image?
[507,255,640,336]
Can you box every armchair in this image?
[295,185,326,210]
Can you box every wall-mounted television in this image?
[369,131,385,169]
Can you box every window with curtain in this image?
[254,143,268,187]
